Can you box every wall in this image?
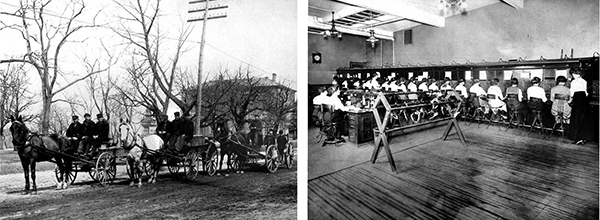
[308,33,393,84]
[394,0,599,64]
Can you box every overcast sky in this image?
[0,0,297,118]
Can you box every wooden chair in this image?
[506,94,525,131]
[467,93,489,127]
[313,105,325,142]
[548,94,569,138]
[486,94,503,130]
[528,97,545,134]
[321,104,343,147]
[312,104,323,127]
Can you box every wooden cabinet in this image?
[347,111,375,146]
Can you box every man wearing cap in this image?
[80,113,96,155]
[247,122,263,147]
[66,115,84,154]
[167,112,182,152]
[263,129,275,147]
[276,130,288,162]
[156,114,170,141]
[182,113,194,142]
[92,113,110,154]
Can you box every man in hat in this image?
[167,112,182,152]
[181,113,194,142]
[66,115,84,154]
[80,113,96,155]
[264,129,276,147]
[276,130,288,162]
[156,114,170,141]
[92,113,110,154]
[247,121,263,147]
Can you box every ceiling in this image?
[308,0,524,40]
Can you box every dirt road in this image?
[0,164,296,220]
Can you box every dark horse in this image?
[10,117,72,194]
[216,124,263,174]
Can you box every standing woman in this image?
[568,68,590,145]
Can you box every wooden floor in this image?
[308,124,599,220]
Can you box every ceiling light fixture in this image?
[366,11,379,48]
[323,11,342,39]
[367,30,379,48]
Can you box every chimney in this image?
[272,73,277,82]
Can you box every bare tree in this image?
[222,66,270,129]
[178,66,236,128]
[259,82,296,132]
[112,0,194,118]
[0,0,108,133]
[85,45,118,118]
[0,63,37,149]
[114,56,166,121]
[48,105,70,135]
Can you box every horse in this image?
[126,134,164,187]
[9,118,71,194]
[215,124,253,174]
[215,124,236,174]
[118,123,134,149]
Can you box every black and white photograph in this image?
[0,0,297,219]
[308,0,599,219]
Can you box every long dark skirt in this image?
[569,91,590,141]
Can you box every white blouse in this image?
[570,77,588,96]
[527,86,547,102]
[469,84,487,96]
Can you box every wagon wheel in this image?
[204,146,219,176]
[88,169,97,181]
[284,143,294,169]
[229,153,241,172]
[167,158,180,175]
[54,165,77,185]
[95,152,116,186]
[184,151,199,180]
[265,145,278,173]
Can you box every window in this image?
[404,29,412,45]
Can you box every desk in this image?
[347,110,375,146]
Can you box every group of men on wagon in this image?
[65,113,110,157]
[155,111,194,153]
[65,110,289,159]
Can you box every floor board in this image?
[308,123,599,220]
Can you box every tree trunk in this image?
[40,95,52,134]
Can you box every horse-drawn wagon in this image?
[223,130,294,173]
[161,135,219,180]
[52,140,128,186]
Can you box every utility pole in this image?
[188,0,227,136]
